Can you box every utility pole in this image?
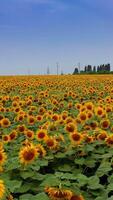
[61,70,64,75]
[56,62,59,75]
[47,66,50,75]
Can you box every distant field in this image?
[0,75,113,200]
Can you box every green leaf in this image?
[88,176,102,190]
[38,159,48,166]
[75,157,85,165]
[107,183,113,192]
[6,180,22,193]
[34,193,49,200]
[76,174,88,187]
[40,175,60,187]
[19,194,34,200]
[107,197,113,200]
[60,173,77,180]
[58,164,72,172]
[108,175,113,183]
[55,152,66,158]
[6,157,21,171]
[16,183,34,193]
[20,171,35,179]
[96,161,112,177]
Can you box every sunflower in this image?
[87,111,93,119]
[55,134,65,143]
[83,134,94,143]
[101,119,110,130]
[0,180,5,199]
[70,132,83,146]
[13,107,21,113]
[0,115,3,121]
[0,142,3,151]
[0,166,3,173]
[49,123,57,131]
[36,129,48,141]
[25,130,34,140]
[2,135,9,143]
[45,137,58,150]
[27,116,36,125]
[0,150,7,166]
[75,103,81,110]
[38,107,46,115]
[95,107,105,118]
[35,144,46,158]
[19,145,37,165]
[16,114,24,122]
[70,194,85,200]
[51,114,59,122]
[65,117,74,124]
[6,194,14,200]
[22,139,32,147]
[97,130,108,141]
[85,101,94,111]
[69,132,83,146]
[36,115,43,122]
[45,186,72,200]
[65,123,76,133]
[61,113,68,120]
[1,118,11,128]
[106,135,113,146]
[17,124,26,133]
[9,130,17,141]
[78,112,87,122]
[90,121,98,130]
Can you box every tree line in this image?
[73,63,111,74]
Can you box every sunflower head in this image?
[1,118,11,128]
[45,186,73,200]
[35,144,46,158]
[19,145,37,165]
[70,132,83,146]
[0,180,5,199]
[36,129,48,141]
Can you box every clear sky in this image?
[0,0,113,75]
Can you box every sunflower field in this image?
[1,75,113,200]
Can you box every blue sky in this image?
[0,0,113,75]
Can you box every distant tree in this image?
[93,66,96,72]
[97,66,100,72]
[73,68,78,74]
[102,64,105,71]
[87,65,92,72]
[84,66,87,72]
[106,63,110,71]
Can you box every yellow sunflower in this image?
[45,186,72,200]
[0,150,7,166]
[36,129,48,141]
[0,180,5,199]
[35,144,46,158]
[19,145,37,165]
[1,118,11,128]
[70,132,83,146]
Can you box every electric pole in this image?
[47,66,50,75]
[56,62,59,75]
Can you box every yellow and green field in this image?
[0,75,113,200]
